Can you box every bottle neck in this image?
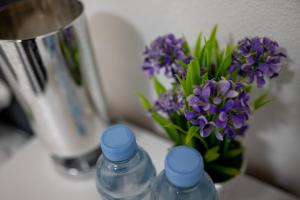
[164,171,202,192]
[103,147,142,170]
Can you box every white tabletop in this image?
[0,124,297,200]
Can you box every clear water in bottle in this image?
[151,146,218,200]
[96,124,156,200]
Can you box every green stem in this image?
[195,135,209,150]
[223,135,230,154]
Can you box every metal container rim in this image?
[0,0,85,42]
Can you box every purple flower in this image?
[143,34,192,79]
[154,89,184,113]
[185,80,251,140]
[229,37,286,88]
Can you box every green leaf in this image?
[222,148,244,159]
[254,92,273,110]
[176,60,188,69]
[153,76,166,96]
[199,42,206,67]
[209,165,240,176]
[204,42,211,68]
[188,132,209,150]
[255,92,268,103]
[222,135,230,154]
[214,43,223,69]
[255,99,273,110]
[183,59,201,97]
[164,123,186,134]
[184,126,199,146]
[175,74,188,96]
[216,44,232,79]
[205,25,218,69]
[182,37,191,55]
[201,72,208,84]
[151,112,180,144]
[204,146,220,162]
[137,93,152,110]
[244,84,253,93]
[231,67,240,81]
[188,60,201,84]
[209,25,218,43]
[194,33,202,58]
[185,66,194,96]
[191,59,201,85]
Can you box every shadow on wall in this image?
[245,60,300,195]
[89,12,153,129]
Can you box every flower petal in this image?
[198,116,208,128]
[201,86,211,102]
[258,63,270,74]
[237,125,248,136]
[184,111,197,120]
[215,129,224,141]
[241,63,251,71]
[228,64,239,73]
[227,90,239,98]
[255,70,266,88]
[203,104,210,111]
[201,124,213,137]
[223,100,234,111]
[142,66,155,78]
[215,119,227,129]
[218,80,230,95]
[208,105,218,114]
[213,97,222,105]
[246,56,255,65]
[219,111,228,122]
[225,127,236,139]
[270,64,281,74]
[232,115,243,129]
[248,71,255,83]
[193,86,202,96]
[188,95,200,106]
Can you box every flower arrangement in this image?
[138,25,287,183]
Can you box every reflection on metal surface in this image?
[20,40,48,93]
[59,26,82,86]
[52,147,101,179]
[0,46,17,81]
[0,0,108,166]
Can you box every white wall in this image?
[83,0,300,196]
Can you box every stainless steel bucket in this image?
[0,0,108,176]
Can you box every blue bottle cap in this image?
[165,146,204,188]
[100,124,138,162]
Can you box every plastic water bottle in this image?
[96,124,156,200]
[151,146,218,200]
